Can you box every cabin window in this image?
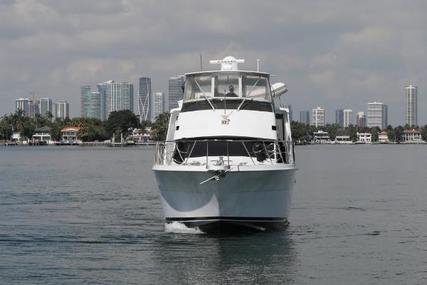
[215,74,241,97]
[184,75,213,100]
[184,72,272,102]
[242,75,270,101]
[173,140,281,164]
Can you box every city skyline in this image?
[10,81,422,128]
[15,97,68,120]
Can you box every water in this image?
[0,145,426,284]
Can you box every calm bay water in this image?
[1,145,427,284]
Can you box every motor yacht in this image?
[153,56,296,232]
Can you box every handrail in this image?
[154,139,295,167]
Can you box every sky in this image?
[1,0,426,125]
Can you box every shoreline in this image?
[2,142,426,147]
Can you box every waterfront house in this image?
[61,127,80,144]
[11,132,21,142]
[127,128,151,143]
[356,132,372,143]
[335,135,352,144]
[403,129,424,143]
[31,126,51,144]
[378,131,389,143]
[312,130,331,144]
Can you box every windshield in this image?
[184,72,271,101]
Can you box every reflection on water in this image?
[152,230,297,284]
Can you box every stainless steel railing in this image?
[154,139,295,167]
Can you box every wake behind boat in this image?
[152,56,296,232]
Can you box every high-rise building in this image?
[30,98,38,117]
[152,92,165,121]
[16,96,37,117]
[81,86,101,120]
[54,101,69,120]
[367,102,388,129]
[405,84,417,126]
[299,110,310,125]
[356,111,366,127]
[335,109,344,127]
[168,76,185,111]
[38,98,53,117]
[311,106,325,128]
[15,98,30,115]
[343,109,353,127]
[100,80,134,119]
[96,83,108,121]
[139,77,152,121]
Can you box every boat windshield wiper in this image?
[195,79,215,110]
[246,78,261,97]
[237,97,253,111]
[202,96,215,110]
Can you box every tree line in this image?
[2,110,426,143]
[0,110,169,142]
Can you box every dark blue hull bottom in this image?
[165,217,289,233]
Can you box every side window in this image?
[184,75,213,100]
[243,76,270,101]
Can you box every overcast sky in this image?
[1,0,426,125]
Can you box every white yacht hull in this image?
[153,166,296,231]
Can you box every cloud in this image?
[1,0,427,125]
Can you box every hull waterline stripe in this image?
[165,216,286,222]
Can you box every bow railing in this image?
[154,139,295,167]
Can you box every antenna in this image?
[200,54,203,71]
[256,59,260,72]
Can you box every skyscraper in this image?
[152,92,165,121]
[54,101,70,120]
[30,97,38,117]
[96,83,108,121]
[311,106,325,127]
[335,109,344,127]
[139,77,152,121]
[356,111,366,127]
[343,109,353,127]
[367,102,388,129]
[38,98,53,117]
[168,76,185,111]
[299,110,310,125]
[15,98,30,115]
[405,84,417,126]
[81,86,101,120]
[101,80,134,119]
